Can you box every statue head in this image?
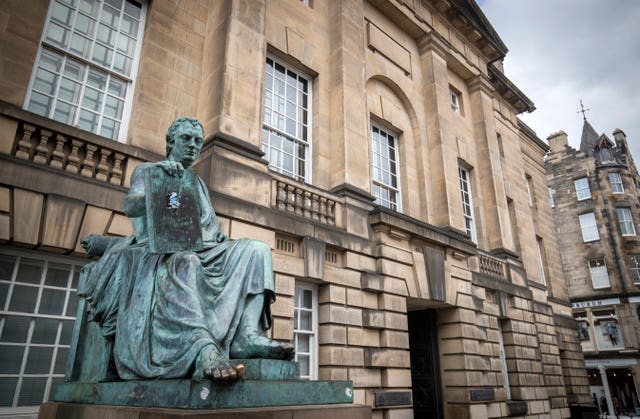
[165,117,205,168]
[165,117,204,157]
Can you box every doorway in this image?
[408,309,444,419]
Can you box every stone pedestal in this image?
[39,403,372,419]
[42,360,367,417]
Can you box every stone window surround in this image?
[24,0,147,142]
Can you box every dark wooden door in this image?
[408,309,443,419]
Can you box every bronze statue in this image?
[79,117,293,382]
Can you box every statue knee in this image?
[175,252,201,271]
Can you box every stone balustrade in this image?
[478,251,507,280]
[272,175,338,226]
[0,101,159,187]
[12,122,128,185]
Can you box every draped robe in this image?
[78,163,274,379]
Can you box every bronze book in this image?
[144,167,203,254]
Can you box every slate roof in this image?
[579,119,600,155]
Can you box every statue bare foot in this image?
[194,344,245,381]
[230,333,295,361]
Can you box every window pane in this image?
[100,118,119,139]
[38,289,66,315]
[0,284,8,309]
[16,258,44,284]
[54,347,69,374]
[1,316,31,343]
[58,78,82,103]
[24,346,54,374]
[32,318,59,344]
[299,310,311,331]
[0,254,17,281]
[17,377,47,406]
[0,377,18,407]
[124,1,142,19]
[27,92,53,116]
[45,262,71,287]
[9,285,39,313]
[108,78,127,98]
[0,345,25,374]
[53,101,77,125]
[60,320,75,345]
[100,4,120,27]
[45,22,70,47]
[33,68,58,95]
[74,13,96,36]
[65,291,79,316]
[78,109,99,132]
[297,334,310,352]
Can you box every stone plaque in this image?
[144,167,202,254]
[373,391,412,407]
[469,388,495,401]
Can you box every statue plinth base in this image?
[43,360,363,416]
[39,402,371,419]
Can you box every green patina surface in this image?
[53,378,354,409]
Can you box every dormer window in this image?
[599,146,614,162]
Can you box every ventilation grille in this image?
[276,236,298,255]
[324,247,342,266]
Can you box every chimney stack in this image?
[547,131,568,153]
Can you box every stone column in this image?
[467,75,512,252]
[417,32,464,233]
[327,0,370,194]
[200,0,267,147]
[598,365,615,417]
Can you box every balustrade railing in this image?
[272,176,338,226]
[478,251,507,280]
[12,122,127,185]
[1,102,160,186]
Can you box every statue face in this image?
[169,122,204,168]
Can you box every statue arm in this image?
[123,164,148,218]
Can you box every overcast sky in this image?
[479,1,640,160]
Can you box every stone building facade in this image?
[0,0,590,418]
[546,122,640,416]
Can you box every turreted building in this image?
[546,121,640,416]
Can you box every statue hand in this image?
[157,160,184,177]
[80,235,92,253]
[214,231,229,243]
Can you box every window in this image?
[525,174,534,207]
[496,132,505,158]
[589,258,610,289]
[548,187,555,208]
[629,255,640,285]
[0,249,84,410]
[458,167,476,242]
[579,212,599,242]
[293,283,317,380]
[25,0,145,141]
[616,207,636,236]
[262,56,311,182]
[609,172,624,194]
[600,147,614,162]
[536,237,547,287]
[371,124,402,211]
[574,177,591,200]
[497,320,511,400]
[450,88,461,114]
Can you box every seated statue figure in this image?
[78,116,293,382]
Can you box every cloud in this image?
[480,1,640,160]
